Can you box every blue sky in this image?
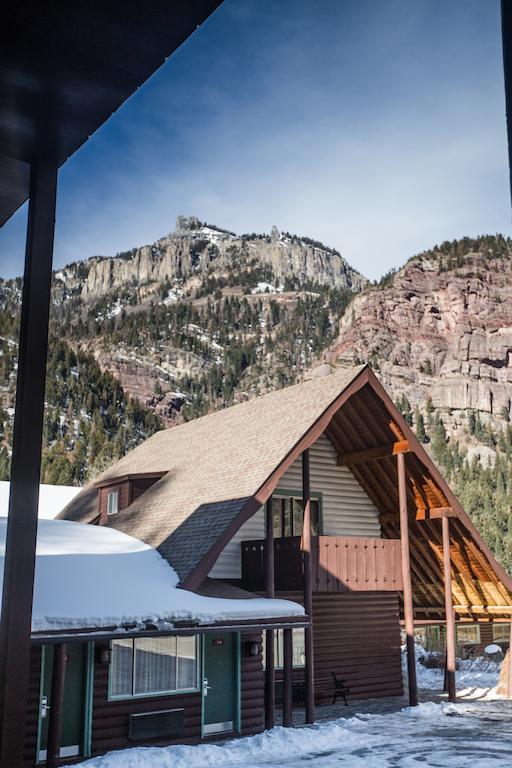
[1,0,510,280]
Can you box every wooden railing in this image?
[241,536,403,593]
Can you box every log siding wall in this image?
[275,592,403,704]
[210,434,381,579]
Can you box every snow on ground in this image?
[407,644,501,694]
[76,700,512,768]
[251,282,283,294]
[0,481,80,519]
[0,519,304,632]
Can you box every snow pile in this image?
[0,481,80,519]
[251,282,283,295]
[404,643,501,692]
[0,519,303,633]
[75,700,512,767]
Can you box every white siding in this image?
[208,433,381,579]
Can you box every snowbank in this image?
[404,643,501,692]
[0,481,80,519]
[75,700,512,767]
[0,519,303,633]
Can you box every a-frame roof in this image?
[60,366,512,618]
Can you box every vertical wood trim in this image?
[397,452,418,706]
[264,497,275,729]
[46,644,67,768]
[442,516,456,702]
[508,619,512,699]
[282,628,293,727]
[301,449,315,723]
[0,162,58,768]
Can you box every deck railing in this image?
[241,535,403,593]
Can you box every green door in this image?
[38,643,88,762]
[202,633,238,736]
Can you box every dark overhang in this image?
[0,0,222,226]
[502,0,512,208]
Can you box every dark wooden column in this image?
[282,627,293,727]
[0,162,58,768]
[301,449,315,724]
[397,451,418,706]
[508,617,512,699]
[442,515,456,702]
[46,644,67,768]
[264,497,275,729]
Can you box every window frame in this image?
[492,624,509,644]
[269,490,323,538]
[262,628,306,670]
[108,635,200,701]
[106,489,119,516]
[456,624,481,645]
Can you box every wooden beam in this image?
[398,451,418,706]
[442,516,457,702]
[0,161,58,768]
[338,440,410,466]
[264,497,275,730]
[415,507,456,521]
[301,449,315,725]
[282,628,293,727]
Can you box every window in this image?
[270,496,320,538]
[456,625,480,645]
[110,636,198,698]
[107,490,119,516]
[493,624,509,643]
[262,628,305,669]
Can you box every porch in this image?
[241,535,403,593]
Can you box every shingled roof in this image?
[60,365,512,618]
[60,366,366,582]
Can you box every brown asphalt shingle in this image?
[60,366,365,582]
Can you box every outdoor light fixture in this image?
[246,640,261,657]
[97,647,112,665]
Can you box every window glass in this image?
[111,638,133,697]
[493,624,509,643]
[177,636,197,690]
[263,628,305,669]
[134,637,176,695]
[270,495,321,537]
[456,625,480,644]
[107,490,119,515]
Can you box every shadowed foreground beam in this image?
[0,162,57,768]
[442,516,457,702]
[264,497,275,729]
[301,449,315,724]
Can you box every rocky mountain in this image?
[327,235,512,453]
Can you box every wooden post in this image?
[282,627,293,727]
[397,451,418,706]
[46,644,67,768]
[508,618,512,699]
[0,162,58,768]
[442,515,456,702]
[301,449,315,724]
[264,497,275,729]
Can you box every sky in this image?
[1,0,510,281]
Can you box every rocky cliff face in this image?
[327,236,512,438]
[77,216,367,302]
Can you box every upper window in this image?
[107,490,119,516]
[110,636,198,699]
[270,495,320,538]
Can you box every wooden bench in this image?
[331,672,350,705]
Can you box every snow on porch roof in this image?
[0,519,304,635]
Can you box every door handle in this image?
[203,678,211,697]
[40,696,50,719]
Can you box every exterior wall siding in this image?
[98,482,130,524]
[23,646,42,767]
[275,591,403,704]
[210,433,381,579]
[240,631,265,736]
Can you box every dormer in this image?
[95,472,166,524]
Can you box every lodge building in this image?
[27,364,512,765]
